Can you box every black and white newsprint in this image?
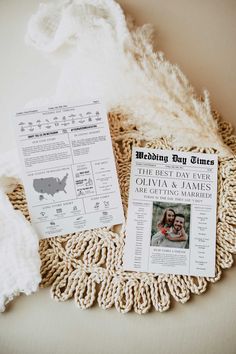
[15,100,124,238]
[123,147,218,277]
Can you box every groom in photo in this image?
[151,214,188,249]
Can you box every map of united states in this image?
[33,173,68,196]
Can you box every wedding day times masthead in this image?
[135,150,215,166]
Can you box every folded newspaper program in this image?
[15,100,218,277]
[123,147,218,277]
[14,100,124,238]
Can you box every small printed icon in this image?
[86,112,92,121]
[85,178,93,186]
[56,208,62,213]
[53,117,59,126]
[40,211,46,216]
[50,221,56,226]
[102,211,108,216]
[36,120,42,128]
[95,111,101,121]
[39,194,46,201]
[73,206,78,211]
[94,202,100,210]
[103,201,109,208]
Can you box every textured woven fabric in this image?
[8,111,236,314]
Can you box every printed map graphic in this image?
[33,173,68,196]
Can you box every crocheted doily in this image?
[8,110,236,314]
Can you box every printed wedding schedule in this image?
[15,100,124,238]
[123,147,218,277]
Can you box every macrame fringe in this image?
[7,111,236,314]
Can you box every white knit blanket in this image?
[0,152,40,312]
[0,0,233,312]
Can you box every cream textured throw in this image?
[1,0,235,313]
[0,151,41,312]
[25,0,231,155]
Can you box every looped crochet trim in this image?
[7,111,236,314]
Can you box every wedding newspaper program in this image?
[15,100,124,238]
[123,147,218,277]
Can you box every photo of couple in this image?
[150,202,191,249]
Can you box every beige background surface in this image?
[0,1,236,354]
